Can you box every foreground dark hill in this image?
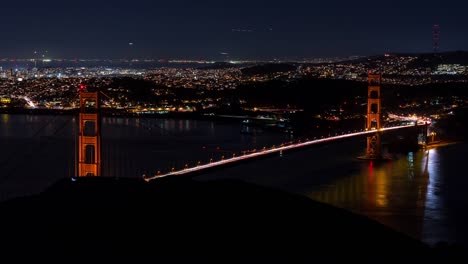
[0,177,464,262]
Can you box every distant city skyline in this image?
[1,0,467,60]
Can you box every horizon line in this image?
[0,50,467,63]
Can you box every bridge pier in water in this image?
[417,122,429,148]
[357,73,430,160]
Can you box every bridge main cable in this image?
[144,124,421,182]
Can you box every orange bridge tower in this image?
[78,88,101,177]
[365,74,382,159]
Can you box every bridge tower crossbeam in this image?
[365,74,383,159]
[78,90,101,177]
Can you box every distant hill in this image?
[406,51,468,68]
[329,51,468,68]
[241,63,297,76]
[233,77,366,110]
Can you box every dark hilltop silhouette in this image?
[0,176,465,262]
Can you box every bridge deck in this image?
[144,124,424,181]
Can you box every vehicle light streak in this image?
[144,124,423,182]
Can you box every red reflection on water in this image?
[367,161,374,182]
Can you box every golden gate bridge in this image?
[72,73,430,180]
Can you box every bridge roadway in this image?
[144,123,426,182]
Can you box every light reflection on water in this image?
[306,147,459,246]
[421,148,453,246]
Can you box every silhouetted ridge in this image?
[241,63,297,76]
[0,177,462,262]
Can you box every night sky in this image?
[2,0,467,60]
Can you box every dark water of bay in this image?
[0,114,292,200]
[1,114,467,249]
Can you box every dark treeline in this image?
[235,78,365,111]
